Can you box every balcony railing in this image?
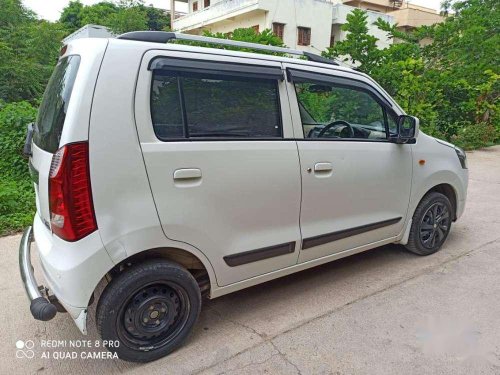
[174,0,261,31]
[173,0,395,32]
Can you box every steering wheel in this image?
[317,120,354,138]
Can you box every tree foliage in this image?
[0,100,37,235]
[59,1,84,30]
[325,9,383,72]
[0,0,66,102]
[203,28,284,46]
[0,0,172,234]
[323,0,499,149]
[170,28,286,55]
[200,28,285,54]
[59,0,171,34]
[0,0,499,234]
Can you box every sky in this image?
[23,0,443,22]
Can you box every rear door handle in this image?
[173,168,202,180]
[314,162,333,172]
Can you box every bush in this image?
[451,122,500,150]
[0,179,34,235]
[0,101,37,235]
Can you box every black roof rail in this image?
[117,31,339,66]
[302,51,339,66]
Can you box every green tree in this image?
[0,101,37,235]
[59,0,84,31]
[79,2,119,26]
[0,0,35,27]
[0,0,65,102]
[423,0,499,82]
[201,27,285,54]
[59,0,169,34]
[142,4,171,31]
[320,2,499,148]
[106,1,148,34]
[323,9,382,73]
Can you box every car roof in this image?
[65,35,403,114]
[105,33,362,77]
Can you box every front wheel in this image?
[405,192,453,256]
[96,259,201,362]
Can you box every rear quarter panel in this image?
[88,40,217,285]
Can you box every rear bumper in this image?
[20,215,115,334]
[19,226,58,321]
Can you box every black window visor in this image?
[149,57,284,81]
[286,68,392,108]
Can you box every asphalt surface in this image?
[1,145,499,375]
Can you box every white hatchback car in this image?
[20,32,468,362]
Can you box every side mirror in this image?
[390,115,419,144]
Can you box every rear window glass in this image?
[151,70,282,139]
[33,55,81,153]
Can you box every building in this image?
[168,0,443,53]
[344,0,443,30]
[389,3,444,31]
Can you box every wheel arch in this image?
[90,246,213,314]
[400,181,458,246]
[424,183,458,221]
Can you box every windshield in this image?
[33,55,80,153]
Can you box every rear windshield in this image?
[33,55,81,153]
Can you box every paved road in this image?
[1,146,500,375]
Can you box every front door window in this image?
[294,82,389,140]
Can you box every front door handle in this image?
[173,168,202,180]
[314,162,333,172]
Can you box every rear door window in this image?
[33,55,81,153]
[151,70,282,140]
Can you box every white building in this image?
[168,0,442,53]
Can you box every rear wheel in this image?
[405,192,453,256]
[96,259,201,362]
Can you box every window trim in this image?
[288,68,398,142]
[150,69,285,142]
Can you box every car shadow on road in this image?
[193,243,419,337]
[87,241,451,373]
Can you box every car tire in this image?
[96,259,201,363]
[405,192,453,256]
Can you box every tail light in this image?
[49,142,97,241]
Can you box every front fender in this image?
[407,133,468,224]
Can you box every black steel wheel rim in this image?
[117,281,190,351]
[419,202,450,249]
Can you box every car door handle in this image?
[173,168,202,180]
[314,162,333,172]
